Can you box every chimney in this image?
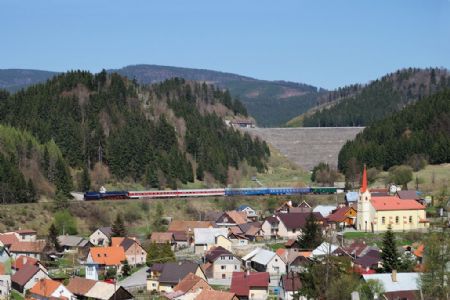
[391,270,397,282]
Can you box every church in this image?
[356,166,429,232]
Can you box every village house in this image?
[163,272,211,299]
[311,242,339,258]
[327,206,357,229]
[13,230,37,242]
[261,212,325,240]
[67,277,133,300]
[9,240,46,260]
[172,232,190,249]
[194,228,231,255]
[357,166,429,232]
[168,220,214,235]
[362,271,420,300]
[150,232,176,250]
[58,235,91,255]
[11,264,49,294]
[0,263,11,300]
[202,246,242,281]
[12,255,47,274]
[29,278,75,300]
[228,222,264,246]
[89,227,113,246]
[111,237,147,266]
[85,246,126,280]
[195,289,238,300]
[236,205,258,220]
[312,205,337,218]
[230,272,270,300]
[242,248,286,276]
[147,261,206,293]
[353,249,381,274]
[279,273,305,300]
[215,211,248,228]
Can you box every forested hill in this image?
[0,69,57,92]
[287,68,450,127]
[112,65,326,127]
[0,71,270,203]
[338,89,450,174]
[0,65,326,127]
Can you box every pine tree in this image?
[380,225,399,272]
[27,179,37,202]
[297,212,323,249]
[111,213,127,237]
[55,157,73,196]
[48,223,61,251]
[42,146,50,179]
[196,163,204,181]
[80,165,91,191]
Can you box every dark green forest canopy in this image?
[338,89,450,174]
[0,71,270,193]
[303,68,450,127]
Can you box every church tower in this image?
[356,165,372,232]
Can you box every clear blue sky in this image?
[1,0,449,89]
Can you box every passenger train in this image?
[83,186,339,200]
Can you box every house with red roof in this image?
[12,255,47,274]
[261,212,325,239]
[85,246,126,280]
[279,273,305,300]
[230,272,269,300]
[357,166,429,232]
[28,278,74,300]
[327,206,357,229]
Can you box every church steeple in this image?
[361,164,368,193]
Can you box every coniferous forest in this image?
[302,68,450,127]
[0,71,270,202]
[338,89,450,174]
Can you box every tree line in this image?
[338,89,450,175]
[303,68,450,127]
[0,71,269,198]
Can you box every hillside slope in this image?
[338,89,450,173]
[0,71,270,198]
[287,68,450,127]
[0,69,57,92]
[113,65,326,127]
[0,65,325,126]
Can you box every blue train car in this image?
[225,188,270,196]
[268,187,312,195]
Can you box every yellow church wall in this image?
[372,209,428,232]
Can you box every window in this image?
[220,256,225,260]
[381,217,385,224]
[409,216,413,223]
[395,216,399,224]
[222,274,226,279]
[221,265,226,270]
[235,265,238,270]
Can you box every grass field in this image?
[371,163,450,196]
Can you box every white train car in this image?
[128,188,225,199]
